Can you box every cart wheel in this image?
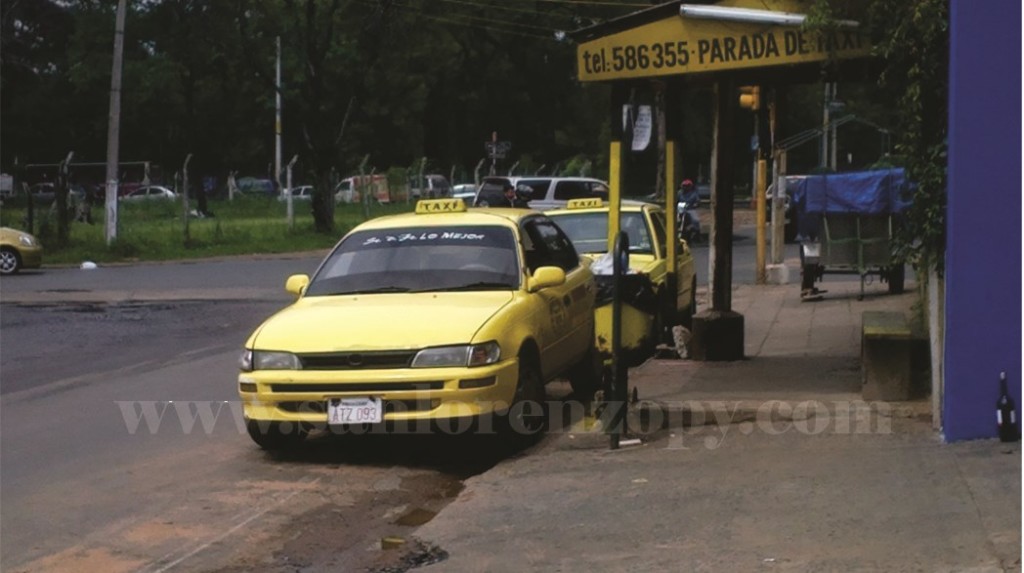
[887,264,906,294]
[800,263,817,291]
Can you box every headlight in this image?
[239,349,301,371]
[18,234,36,247]
[411,342,501,368]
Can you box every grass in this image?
[0,195,417,265]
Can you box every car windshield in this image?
[550,212,653,254]
[306,225,521,295]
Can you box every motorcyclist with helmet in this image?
[676,179,701,242]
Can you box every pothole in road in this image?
[211,432,526,573]
[257,471,463,572]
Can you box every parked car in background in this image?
[0,174,13,199]
[409,174,451,199]
[278,185,314,201]
[27,182,86,204]
[121,185,178,201]
[452,183,477,201]
[474,176,609,210]
[236,177,278,196]
[335,174,390,204]
[0,227,43,275]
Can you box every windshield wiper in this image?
[335,286,412,295]
[432,282,513,292]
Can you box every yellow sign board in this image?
[416,198,467,214]
[577,17,871,82]
[566,198,605,209]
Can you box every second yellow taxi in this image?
[545,199,697,353]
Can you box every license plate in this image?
[327,397,383,425]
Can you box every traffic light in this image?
[739,85,760,111]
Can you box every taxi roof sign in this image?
[416,198,467,214]
[567,198,605,209]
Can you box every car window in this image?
[516,179,549,200]
[307,225,521,295]
[552,211,653,255]
[620,213,653,253]
[649,210,667,255]
[553,181,590,201]
[521,219,580,272]
[548,213,608,254]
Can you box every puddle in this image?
[394,507,437,527]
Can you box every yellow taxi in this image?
[238,199,598,450]
[0,227,43,275]
[545,199,697,347]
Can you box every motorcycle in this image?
[677,200,701,243]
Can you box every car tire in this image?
[681,277,697,330]
[567,338,601,400]
[245,419,308,451]
[887,264,906,294]
[0,247,22,275]
[500,354,547,440]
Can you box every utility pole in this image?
[275,36,282,191]
[104,0,127,245]
[821,82,835,170]
[285,154,298,230]
[489,131,497,175]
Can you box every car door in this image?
[521,218,593,379]
[649,209,694,315]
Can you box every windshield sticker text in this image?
[361,231,487,246]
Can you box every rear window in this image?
[553,180,608,201]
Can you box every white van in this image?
[474,176,609,210]
[409,174,451,199]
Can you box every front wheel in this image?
[500,356,548,441]
[0,247,22,275]
[567,341,601,400]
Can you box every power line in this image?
[359,0,565,38]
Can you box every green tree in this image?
[868,0,948,274]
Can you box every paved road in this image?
[0,226,846,572]
[0,271,528,572]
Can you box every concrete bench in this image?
[861,311,913,401]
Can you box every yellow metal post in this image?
[608,141,622,251]
[755,158,767,284]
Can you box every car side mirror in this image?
[528,266,566,292]
[285,274,309,296]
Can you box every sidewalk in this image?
[411,280,1022,572]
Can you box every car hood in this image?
[250,291,515,352]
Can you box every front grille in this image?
[298,350,417,370]
[269,381,444,393]
[278,399,436,414]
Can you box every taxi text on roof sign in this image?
[416,198,467,214]
[567,198,605,209]
[576,11,871,82]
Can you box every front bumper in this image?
[238,359,520,424]
[18,245,43,269]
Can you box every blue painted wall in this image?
[944,1,1022,440]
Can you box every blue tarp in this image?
[792,168,911,215]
